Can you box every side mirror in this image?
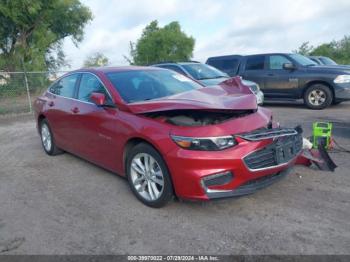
[283,63,296,70]
[90,92,106,106]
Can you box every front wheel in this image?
[304,84,333,110]
[126,143,174,208]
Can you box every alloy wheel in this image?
[41,123,52,152]
[130,153,164,201]
[308,89,326,106]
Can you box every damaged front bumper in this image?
[241,128,302,171]
[165,127,303,200]
[204,168,292,199]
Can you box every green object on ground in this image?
[312,122,332,149]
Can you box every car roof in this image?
[245,53,294,57]
[207,53,298,60]
[308,55,325,59]
[71,66,161,74]
[207,55,243,60]
[151,61,200,66]
[178,62,200,65]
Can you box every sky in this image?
[62,0,350,69]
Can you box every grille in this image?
[239,128,298,141]
[244,133,302,170]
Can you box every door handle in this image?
[48,101,54,107]
[267,73,274,76]
[71,107,80,114]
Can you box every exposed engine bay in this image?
[143,109,255,126]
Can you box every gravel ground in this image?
[0,102,349,255]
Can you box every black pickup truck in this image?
[206,53,350,109]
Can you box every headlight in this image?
[171,135,237,151]
[334,75,350,84]
[252,83,261,92]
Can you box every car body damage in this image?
[143,109,255,126]
[127,76,257,114]
[34,67,309,207]
[296,138,337,172]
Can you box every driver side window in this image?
[78,73,111,103]
[269,55,292,70]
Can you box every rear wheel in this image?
[40,119,63,155]
[304,84,333,110]
[126,143,174,208]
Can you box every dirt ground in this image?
[0,102,349,255]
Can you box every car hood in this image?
[127,77,257,114]
[305,65,350,74]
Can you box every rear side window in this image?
[208,58,239,75]
[269,55,291,69]
[208,59,223,69]
[50,74,79,98]
[245,56,265,70]
[78,73,111,103]
[208,59,238,70]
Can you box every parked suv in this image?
[207,53,350,109]
[151,62,264,105]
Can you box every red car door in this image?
[45,73,81,152]
[68,73,120,171]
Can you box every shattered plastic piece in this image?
[315,142,337,171]
[295,151,312,166]
[296,144,337,172]
[302,137,313,150]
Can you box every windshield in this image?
[320,57,337,65]
[181,63,229,80]
[290,54,317,66]
[106,69,203,103]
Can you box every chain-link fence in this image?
[0,71,68,115]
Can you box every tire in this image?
[126,143,174,208]
[40,119,64,156]
[304,84,333,110]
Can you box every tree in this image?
[0,0,92,72]
[126,20,195,65]
[293,36,350,64]
[83,52,109,67]
[293,41,313,55]
[310,42,337,59]
[310,37,350,64]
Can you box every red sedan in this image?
[34,67,302,207]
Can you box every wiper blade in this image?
[213,75,228,79]
[197,77,213,80]
[197,76,227,80]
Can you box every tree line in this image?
[294,36,350,65]
[1,0,349,72]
